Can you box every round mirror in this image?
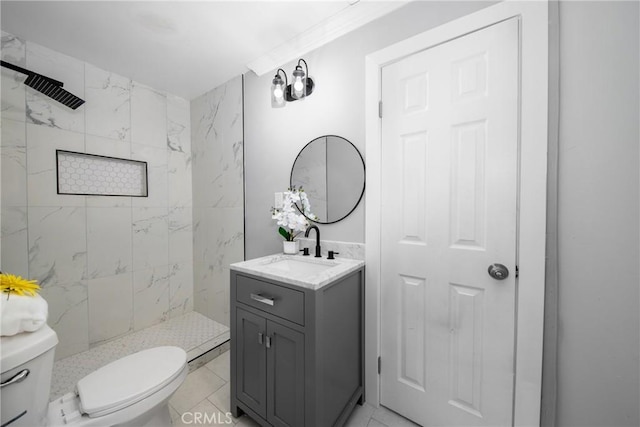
[290,135,365,224]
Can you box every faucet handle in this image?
[327,251,340,260]
[300,248,310,256]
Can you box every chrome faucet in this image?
[305,225,321,258]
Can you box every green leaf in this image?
[278,227,291,241]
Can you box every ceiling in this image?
[1,1,406,100]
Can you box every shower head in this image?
[1,60,85,110]
[23,73,85,110]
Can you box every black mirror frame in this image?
[290,135,366,225]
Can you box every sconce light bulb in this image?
[293,79,304,92]
[273,86,284,98]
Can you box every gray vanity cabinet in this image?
[266,320,305,426]
[235,308,267,417]
[230,267,364,427]
[235,307,305,426]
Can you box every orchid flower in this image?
[271,186,315,241]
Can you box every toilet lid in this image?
[76,346,187,417]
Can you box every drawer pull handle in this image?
[1,369,29,388]
[258,332,264,344]
[266,335,272,349]
[250,293,275,306]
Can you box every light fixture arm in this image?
[276,68,288,87]
[297,59,309,80]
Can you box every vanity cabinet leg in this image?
[231,404,243,419]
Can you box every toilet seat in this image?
[76,346,186,418]
[1,322,188,427]
[47,346,188,426]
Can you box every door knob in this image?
[488,263,509,280]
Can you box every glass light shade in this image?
[271,74,286,108]
[291,66,306,100]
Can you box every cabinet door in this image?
[267,321,305,427]
[236,308,267,418]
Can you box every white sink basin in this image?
[231,254,364,290]
[265,257,338,275]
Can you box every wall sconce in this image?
[271,59,315,108]
[271,68,287,108]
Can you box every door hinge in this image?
[378,356,381,374]
[515,265,519,278]
[378,101,383,118]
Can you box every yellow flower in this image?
[0,273,41,297]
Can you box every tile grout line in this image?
[24,61,30,282]
[82,61,90,351]
[129,77,135,335]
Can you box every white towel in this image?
[0,293,48,336]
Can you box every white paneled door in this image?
[380,18,519,427]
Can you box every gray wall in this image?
[244,1,640,425]
[244,1,495,259]
[555,2,639,426]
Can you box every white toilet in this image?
[1,324,188,426]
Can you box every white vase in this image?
[283,240,299,254]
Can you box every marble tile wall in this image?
[0,32,193,359]
[191,76,244,327]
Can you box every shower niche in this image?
[56,150,148,197]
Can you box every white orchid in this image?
[271,187,316,241]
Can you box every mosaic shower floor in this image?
[51,312,230,400]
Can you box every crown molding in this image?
[246,0,408,76]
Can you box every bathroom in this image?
[0,1,638,427]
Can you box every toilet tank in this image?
[1,324,58,426]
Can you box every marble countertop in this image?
[230,253,364,290]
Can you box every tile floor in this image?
[49,310,417,426]
[170,350,420,427]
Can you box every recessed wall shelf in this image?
[56,150,148,197]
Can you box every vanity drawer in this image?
[236,275,305,325]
